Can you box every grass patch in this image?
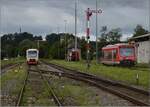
[45,59,150,90]
[0,63,27,106]
[49,75,101,106]
[59,85,100,105]
[21,75,56,106]
[0,64,26,87]
[1,57,25,68]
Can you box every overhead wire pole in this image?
[0,7,1,36]
[96,0,98,64]
[64,20,67,60]
[19,26,22,33]
[75,0,78,61]
[37,40,39,49]
[148,0,150,33]
[57,26,60,58]
[149,0,150,33]
[148,0,150,64]
[18,26,22,57]
[75,0,77,50]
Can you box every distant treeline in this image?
[1,24,148,60]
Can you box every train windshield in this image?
[120,48,134,57]
[28,51,37,57]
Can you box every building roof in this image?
[130,33,150,42]
[131,33,150,39]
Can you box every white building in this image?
[131,33,150,63]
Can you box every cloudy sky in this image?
[0,0,149,40]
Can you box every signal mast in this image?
[85,7,102,69]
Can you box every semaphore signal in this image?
[85,7,102,69]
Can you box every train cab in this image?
[26,49,39,65]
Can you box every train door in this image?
[112,49,117,64]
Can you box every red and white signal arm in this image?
[90,9,102,13]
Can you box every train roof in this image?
[26,49,38,51]
[102,43,133,50]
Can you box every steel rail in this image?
[16,67,29,106]
[1,63,18,69]
[16,65,62,106]
[1,63,21,75]
[61,73,149,106]
[41,61,150,106]
[37,68,62,106]
[39,69,149,106]
[43,61,149,95]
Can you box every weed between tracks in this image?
[0,63,26,106]
[21,71,56,106]
[46,75,101,106]
[47,60,150,90]
[1,64,26,89]
[44,74,134,106]
[21,82,56,106]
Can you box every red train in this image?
[101,44,136,66]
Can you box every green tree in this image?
[107,28,122,43]
[133,25,148,37]
[46,33,60,45]
[99,26,108,43]
[19,39,36,56]
[99,26,108,47]
[1,32,38,58]
[98,27,122,57]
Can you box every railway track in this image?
[1,63,21,75]
[16,65,29,106]
[41,61,150,106]
[16,65,62,106]
[38,66,62,106]
[1,63,25,106]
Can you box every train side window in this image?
[113,50,117,59]
[108,51,112,59]
[102,51,104,58]
[104,51,107,59]
[104,51,112,60]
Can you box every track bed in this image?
[41,61,150,106]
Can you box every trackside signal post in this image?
[86,8,102,69]
[86,8,92,69]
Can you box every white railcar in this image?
[26,49,39,65]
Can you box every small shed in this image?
[130,33,150,63]
[67,42,81,61]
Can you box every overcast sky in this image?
[0,0,149,41]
